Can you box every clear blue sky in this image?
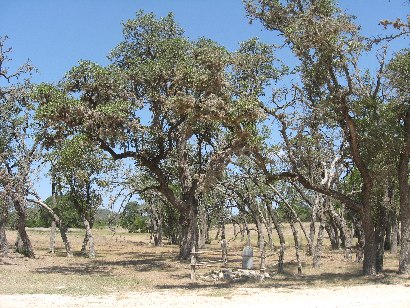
[2,0,408,84]
[1,0,408,200]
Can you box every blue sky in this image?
[2,0,408,84]
[1,0,409,200]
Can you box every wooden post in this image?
[190,246,196,281]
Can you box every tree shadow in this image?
[94,257,175,272]
[156,281,235,290]
[35,264,113,276]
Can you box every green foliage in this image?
[276,202,311,222]
[94,208,119,228]
[120,201,149,233]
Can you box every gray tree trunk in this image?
[255,218,264,251]
[391,216,399,254]
[179,202,198,260]
[290,222,302,275]
[49,220,56,254]
[221,238,228,267]
[326,204,353,259]
[325,223,338,250]
[313,209,325,268]
[198,205,207,249]
[13,199,35,258]
[267,205,285,274]
[398,109,410,274]
[309,213,317,256]
[0,203,8,257]
[313,221,325,268]
[81,216,95,258]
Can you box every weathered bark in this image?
[214,224,221,241]
[81,216,95,258]
[179,202,198,260]
[290,222,302,275]
[259,236,266,281]
[198,204,208,249]
[13,199,35,258]
[267,205,285,274]
[28,197,73,257]
[326,203,353,259]
[313,208,325,268]
[221,238,228,267]
[384,219,392,251]
[255,218,264,251]
[0,203,8,257]
[391,216,399,254]
[313,220,325,268]
[375,186,391,272]
[375,219,386,273]
[150,205,162,247]
[49,220,56,254]
[49,181,57,254]
[362,199,377,275]
[398,109,410,274]
[260,206,275,251]
[355,223,365,262]
[270,185,313,255]
[325,224,339,250]
[309,210,317,256]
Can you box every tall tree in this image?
[386,49,410,274]
[35,12,276,259]
[244,0,399,275]
[0,36,37,258]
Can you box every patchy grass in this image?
[0,225,407,296]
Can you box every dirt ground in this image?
[1,226,409,307]
[2,284,410,307]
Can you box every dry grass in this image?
[0,224,407,296]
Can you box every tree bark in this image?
[313,220,325,268]
[179,201,198,260]
[198,204,208,249]
[391,216,399,254]
[309,209,317,256]
[362,198,377,275]
[290,222,302,275]
[399,109,410,274]
[267,205,285,274]
[0,203,8,257]
[375,217,386,273]
[325,223,338,250]
[49,220,56,254]
[81,216,95,258]
[326,203,353,259]
[28,197,73,257]
[255,217,264,251]
[13,199,35,258]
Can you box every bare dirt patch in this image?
[0,225,409,306]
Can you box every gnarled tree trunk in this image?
[49,220,56,254]
[179,198,198,260]
[290,222,302,275]
[13,199,35,258]
[362,196,377,275]
[0,203,8,257]
[267,205,285,274]
[81,216,95,258]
